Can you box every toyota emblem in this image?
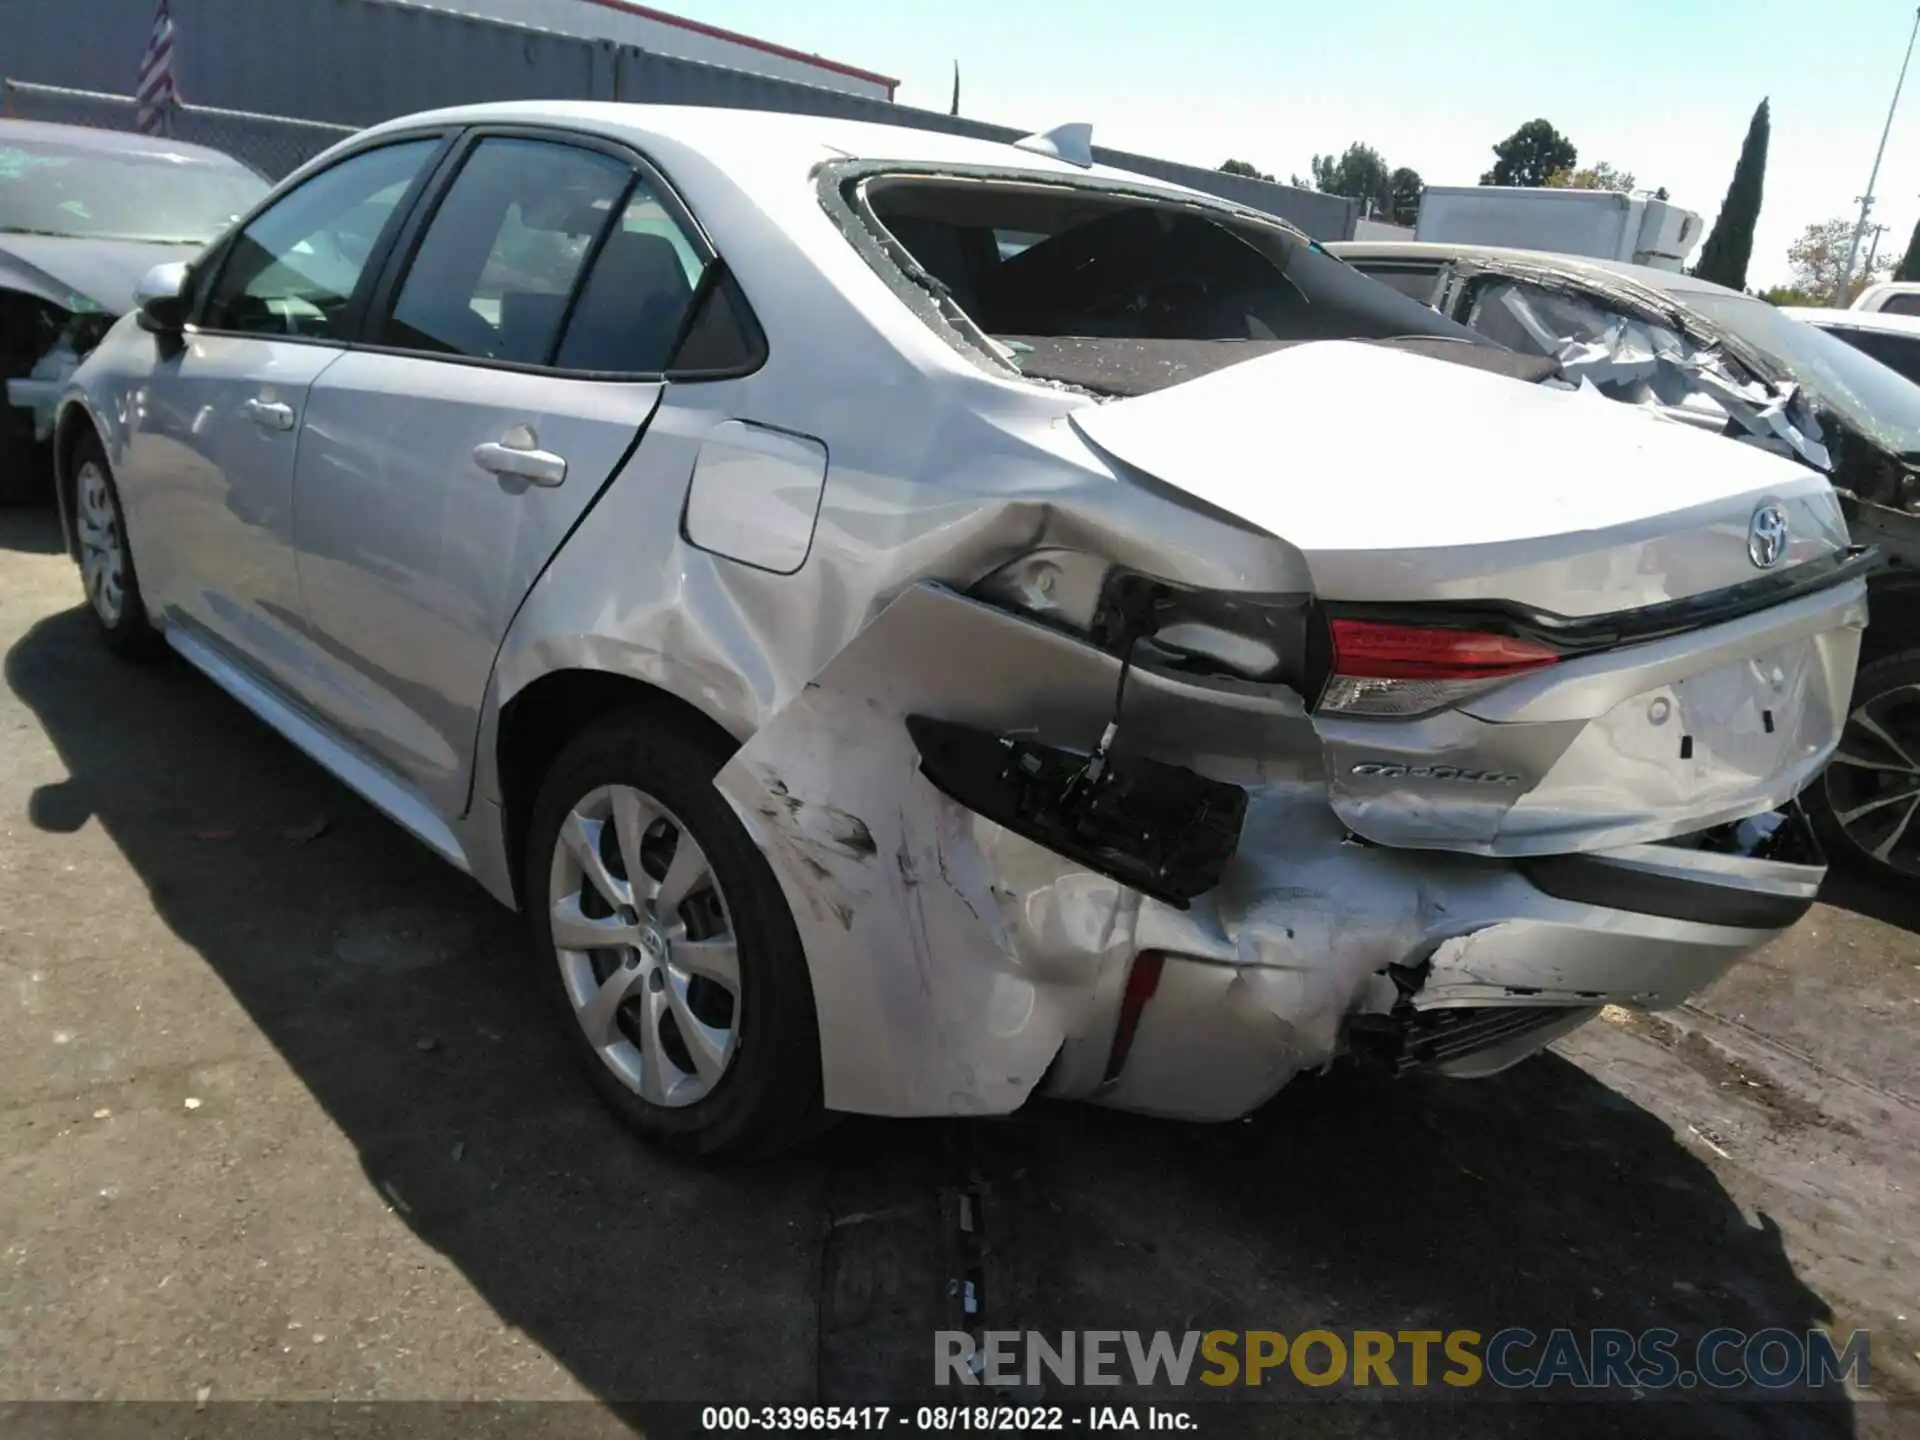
[1747,503,1789,569]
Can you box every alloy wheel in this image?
[547,783,742,1106]
[1822,684,1920,877]
[75,459,126,627]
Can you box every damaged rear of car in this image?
[1334,241,1920,882]
[58,105,1861,1155]
[709,161,1865,1123]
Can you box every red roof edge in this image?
[577,0,900,95]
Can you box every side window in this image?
[1357,264,1443,305]
[1880,293,1920,316]
[384,138,630,365]
[202,140,437,340]
[1463,278,1625,357]
[552,182,711,373]
[1829,326,1920,385]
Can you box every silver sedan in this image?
[54,103,1866,1156]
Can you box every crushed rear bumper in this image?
[714,582,1830,1121]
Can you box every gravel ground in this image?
[2,505,1916,1438]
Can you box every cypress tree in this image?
[1895,218,1920,282]
[1694,99,1769,289]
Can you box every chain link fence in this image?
[2,80,356,180]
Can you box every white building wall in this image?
[407,0,896,98]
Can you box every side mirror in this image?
[134,262,190,334]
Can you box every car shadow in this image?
[1819,866,1920,936]
[5,602,1864,1437]
[0,503,63,556]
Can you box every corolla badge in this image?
[1747,503,1789,569]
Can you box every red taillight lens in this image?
[1328,619,1560,680]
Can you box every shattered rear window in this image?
[833,168,1485,393]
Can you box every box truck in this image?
[1413,186,1702,270]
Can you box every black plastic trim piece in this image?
[905,715,1246,907]
[1323,547,1880,659]
[1520,854,1815,930]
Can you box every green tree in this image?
[1895,216,1920,282]
[1387,166,1424,226]
[1310,142,1393,217]
[1480,120,1577,187]
[1218,158,1273,181]
[1788,217,1891,303]
[1543,161,1636,191]
[1693,99,1770,291]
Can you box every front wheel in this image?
[70,432,163,659]
[523,709,823,1158]
[1810,649,1920,883]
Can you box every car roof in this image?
[1782,305,1920,336]
[352,100,1211,200]
[1327,239,1745,299]
[0,116,248,168]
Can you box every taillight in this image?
[1319,619,1559,717]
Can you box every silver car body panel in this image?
[60,103,1861,1121]
[1320,576,1866,854]
[1070,340,1851,615]
[287,351,662,817]
[79,323,346,694]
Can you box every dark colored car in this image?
[1784,305,1920,387]
[1332,240,1920,883]
[1,118,266,503]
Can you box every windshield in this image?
[0,137,267,244]
[1686,290,1920,457]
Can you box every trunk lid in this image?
[1070,340,1867,856]
[1069,339,1850,618]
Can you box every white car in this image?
[53,104,1866,1156]
[1849,280,1920,317]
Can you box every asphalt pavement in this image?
[2,505,1916,1439]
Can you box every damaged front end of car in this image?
[2,286,116,501]
[1439,256,1920,527]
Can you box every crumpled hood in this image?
[1070,340,1850,617]
[0,235,203,314]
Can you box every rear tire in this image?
[70,431,163,660]
[523,707,823,1158]
[1809,649,1920,883]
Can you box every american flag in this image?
[135,0,177,136]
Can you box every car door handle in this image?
[243,397,295,431]
[472,425,567,488]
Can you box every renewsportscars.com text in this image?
[935,1327,1871,1391]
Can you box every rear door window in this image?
[1352,263,1445,306]
[383,137,630,365]
[553,185,710,373]
[379,136,717,375]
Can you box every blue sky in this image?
[665,0,1920,287]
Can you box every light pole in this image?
[1865,221,1891,274]
[1837,5,1920,304]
